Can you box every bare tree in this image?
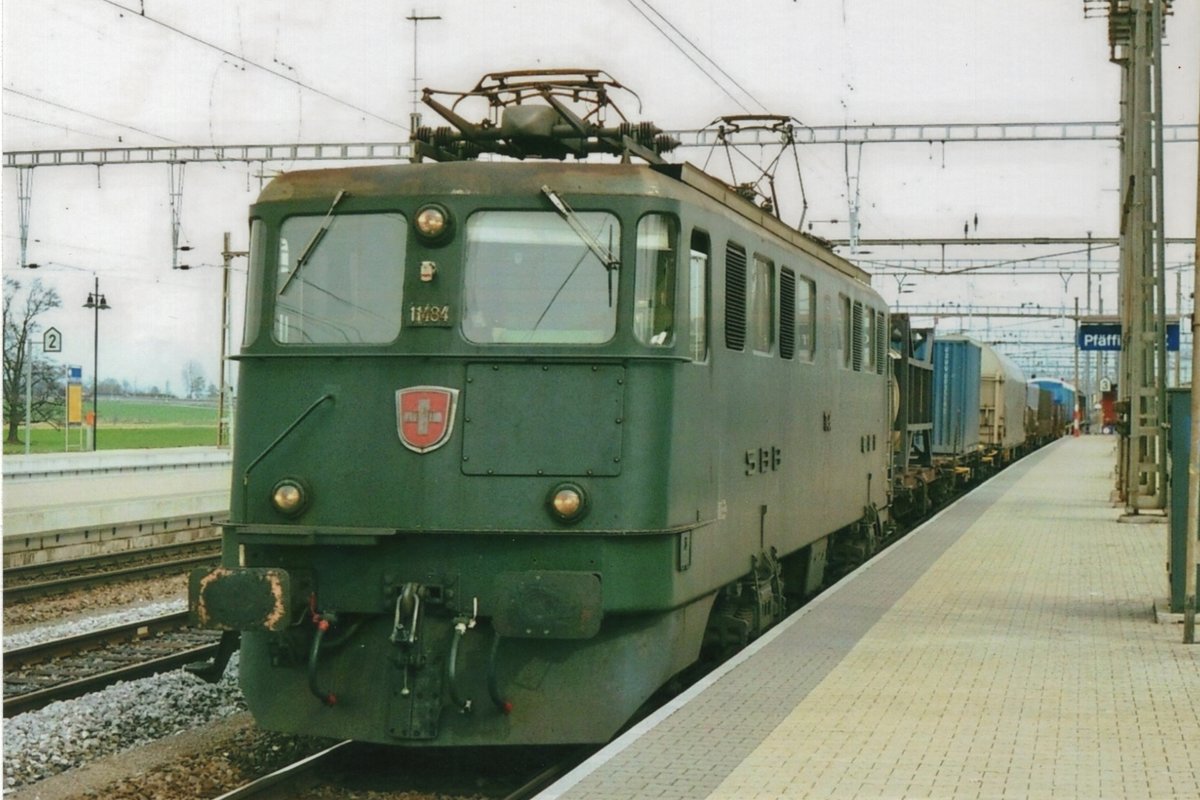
[182,359,206,400]
[3,277,64,444]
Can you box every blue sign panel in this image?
[67,365,83,381]
[1078,322,1180,352]
[1078,324,1121,351]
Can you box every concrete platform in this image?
[2,446,230,480]
[2,447,231,563]
[541,437,1200,799]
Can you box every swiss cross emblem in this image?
[396,386,459,453]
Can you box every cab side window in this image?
[779,270,814,361]
[796,276,815,360]
[749,254,774,355]
[689,230,711,363]
[634,214,679,347]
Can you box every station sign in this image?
[43,327,62,352]
[1078,322,1180,352]
[66,365,83,425]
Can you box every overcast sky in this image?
[3,0,1197,391]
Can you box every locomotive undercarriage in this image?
[192,514,895,746]
[701,548,787,659]
[233,590,713,745]
[890,456,987,523]
[192,534,719,746]
[701,503,897,661]
[825,504,890,582]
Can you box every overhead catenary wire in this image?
[624,0,759,115]
[1,112,117,142]
[4,87,178,143]
[94,0,410,133]
[629,0,770,114]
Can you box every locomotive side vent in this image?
[779,268,797,360]
[875,313,887,375]
[725,243,748,351]
[851,301,865,372]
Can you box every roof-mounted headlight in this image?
[547,482,589,524]
[414,204,453,244]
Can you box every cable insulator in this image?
[655,134,680,154]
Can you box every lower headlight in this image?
[547,483,588,523]
[271,479,309,516]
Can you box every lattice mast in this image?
[1084,1,1173,512]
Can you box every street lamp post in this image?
[82,277,110,451]
[219,232,248,447]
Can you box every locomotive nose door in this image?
[460,363,626,479]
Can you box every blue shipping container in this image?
[1029,377,1077,414]
[932,336,982,455]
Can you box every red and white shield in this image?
[396,386,459,453]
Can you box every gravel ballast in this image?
[3,598,186,651]
[3,574,189,628]
[3,653,244,790]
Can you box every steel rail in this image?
[3,610,194,670]
[4,537,219,582]
[3,550,219,604]
[501,757,589,800]
[209,740,355,800]
[3,643,219,718]
[3,611,220,718]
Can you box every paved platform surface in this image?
[541,437,1200,799]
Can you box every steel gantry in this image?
[6,121,1197,275]
[4,121,1197,169]
[5,118,1187,286]
[860,258,1194,277]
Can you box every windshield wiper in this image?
[541,185,620,272]
[278,190,348,295]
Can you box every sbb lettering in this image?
[745,446,783,476]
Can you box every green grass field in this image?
[96,397,218,425]
[4,397,222,454]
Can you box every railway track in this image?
[210,741,589,800]
[210,741,354,800]
[3,610,221,717]
[3,537,221,604]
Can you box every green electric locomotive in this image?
[190,71,891,746]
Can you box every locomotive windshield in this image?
[274,212,407,344]
[463,211,620,344]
